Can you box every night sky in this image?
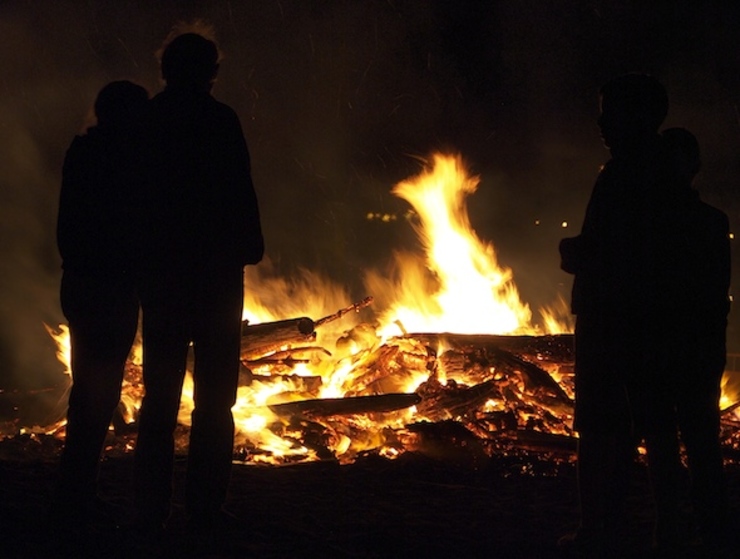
[2,1,740,397]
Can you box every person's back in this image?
[658,127,731,552]
[52,80,148,547]
[134,30,263,546]
[558,74,679,556]
[139,31,263,274]
[59,81,148,275]
[658,128,730,353]
[143,87,263,271]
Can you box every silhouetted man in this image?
[53,80,148,538]
[134,31,264,542]
[559,74,679,557]
[659,127,731,554]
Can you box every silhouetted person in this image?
[133,31,264,544]
[52,80,148,539]
[659,127,731,554]
[559,74,680,557]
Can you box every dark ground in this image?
[2,436,740,559]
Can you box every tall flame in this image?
[367,153,534,338]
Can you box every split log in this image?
[241,317,316,360]
[268,392,421,418]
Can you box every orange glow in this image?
[43,151,738,464]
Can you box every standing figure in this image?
[559,74,679,556]
[659,127,731,554]
[134,30,264,541]
[53,81,148,535]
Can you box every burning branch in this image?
[314,296,374,328]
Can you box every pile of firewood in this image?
[103,298,740,466]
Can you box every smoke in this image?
[0,101,63,390]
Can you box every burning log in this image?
[486,347,573,408]
[268,392,421,418]
[241,317,316,360]
[402,333,573,409]
[721,400,740,418]
[245,346,332,370]
[415,378,500,422]
[343,337,435,396]
[403,333,574,364]
[240,298,374,361]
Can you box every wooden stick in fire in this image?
[313,296,374,329]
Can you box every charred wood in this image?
[268,392,421,418]
[721,400,740,418]
[479,347,572,407]
[415,378,500,422]
[402,420,488,467]
[402,333,574,363]
[487,430,578,455]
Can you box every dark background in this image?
[2,1,740,403]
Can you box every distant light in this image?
[534,219,541,226]
[729,232,735,240]
[561,221,568,228]
[366,212,397,222]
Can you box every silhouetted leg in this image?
[641,392,684,551]
[576,423,633,556]
[604,425,635,547]
[678,376,728,549]
[186,268,242,526]
[570,316,633,556]
[134,289,189,529]
[56,274,138,523]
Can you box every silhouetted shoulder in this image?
[63,131,101,169]
[699,201,730,232]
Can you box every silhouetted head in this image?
[662,127,701,186]
[160,33,219,91]
[94,80,149,129]
[598,74,668,152]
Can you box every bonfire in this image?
[34,153,740,466]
